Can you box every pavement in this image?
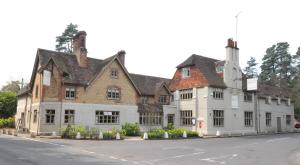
[0,132,300,165]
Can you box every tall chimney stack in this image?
[73,31,88,68]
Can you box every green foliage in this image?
[260,42,294,87]
[164,123,175,130]
[0,117,15,128]
[61,125,88,139]
[1,81,21,94]
[122,122,140,136]
[60,125,124,140]
[55,23,79,53]
[0,92,17,118]
[146,128,199,139]
[147,129,165,139]
[243,56,258,79]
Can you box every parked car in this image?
[294,121,300,129]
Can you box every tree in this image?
[243,56,258,79]
[0,92,17,118]
[55,23,79,53]
[1,80,21,94]
[275,42,293,88]
[259,45,277,86]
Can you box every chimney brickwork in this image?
[73,31,88,68]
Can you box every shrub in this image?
[0,118,15,128]
[164,123,175,130]
[61,125,88,139]
[122,123,140,136]
[103,128,124,140]
[167,128,186,139]
[186,130,199,137]
[147,129,165,139]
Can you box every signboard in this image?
[232,95,239,109]
[247,78,258,91]
[43,70,51,86]
[104,112,112,116]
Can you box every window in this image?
[277,98,281,105]
[45,109,55,124]
[244,92,252,102]
[64,110,75,124]
[142,97,148,104]
[180,110,193,126]
[244,111,253,127]
[107,87,120,99]
[180,89,193,100]
[96,111,120,124]
[159,95,167,104]
[111,68,118,78]
[216,66,224,73]
[286,115,291,125]
[182,67,190,78]
[167,114,175,125]
[213,88,223,99]
[266,112,271,126]
[265,96,271,104]
[139,112,162,125]
[213,110,224,127]
[35,85,39,98]
[33,110,37,123]
[65,87,75,99]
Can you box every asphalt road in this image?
[0,133,300,165]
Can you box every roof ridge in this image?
[192,54,221,61]
[130,73,170,80]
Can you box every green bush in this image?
[103,128,124,140]
[147,129,165,139]
[145,128,199,139]
[0,118,15,128]
[122,123,140,136]
[164,123,175,130]
[61,125,88,139]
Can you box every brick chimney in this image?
[117,50,126,66]
[73,31,88,68]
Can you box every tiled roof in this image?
[258,84,291,99]
[17,85,30,97]
[177,54,226,88]
[130,73,170,96]
[37,49,110,85]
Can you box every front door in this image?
[167,114,175,125]
[277,117,282,132]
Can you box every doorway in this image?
[167,114,175,125]
[277,117,282,132]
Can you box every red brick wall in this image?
[169,66,209,91]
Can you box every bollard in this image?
[52,131,56,137]
[164,132,169,139]
[116,132,120,140]
[76,132,81,139]
[216,130,220,137]
[183,131,187,138]
[98,131,103,140]
[143,132,148,140]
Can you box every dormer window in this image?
[111,68,118,78]
[216,65,224,73]
[107,87,120,100]
[182,67,190,78]
[142,96,148,104]
[159,95,167,104]
[65,87,75,99]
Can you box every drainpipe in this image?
[194,88,199,133]
[254,91,258,134]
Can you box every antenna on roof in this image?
[235,11,242,42]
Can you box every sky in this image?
[0,0,300,88]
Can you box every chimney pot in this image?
[117,50,126,66]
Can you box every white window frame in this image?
[139,112,162,126]
[179,89,193,100]
[159,95,167,104]
[181,67,190,78]
[180,110,193,126]
[213,88,224,100]
[111,68,118,78]
[107,87,120,100]
[95,111,120,124]
[65,87,75,99]
[244,92,253,102]
[64,110,75,124]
